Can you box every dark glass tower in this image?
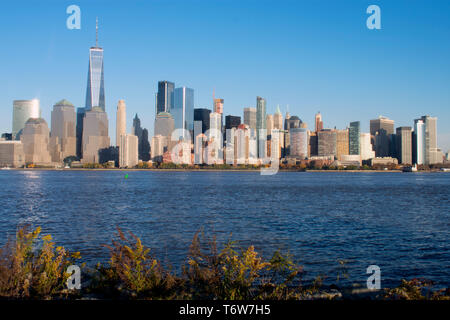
[85,18,105,111]
[156,81,175,114]
[349,121,361,155]
[194,108,211,134]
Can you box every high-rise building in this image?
[21,118,52,165]
[370,116,395,157]
[360,133,375,161]
[119,134,138,168]
[370,116,395,136]
[285,116,301,130]
[116,100,126,149]
[315,112,323,132]
[274,106,283,130]
[213,98,224,114]
[309,131,318,157]
[289,128,308,159]
[396,127,412,164]
[349,121,361,155]
[132,114,150,161]
[225,115,241,131]
[85,18,105,111]
[76,107,85,159]
[0,141,25,167]
[256,97,267,159]
[243,107,256,129]
[413,116,440,165]
[209,112,222,143]
[154,112,175,152]
[173,87,194,140]
[318,129,337,157]
[81,108,110,163]
[336,129,349,160]
[266,114,274,135]
[50,99,76,161]
[12,99,41,140]
[194,108,211,134]
[151,135,165,162]
[156,81,175,114]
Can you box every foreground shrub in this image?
[0,226,81,299]
[384,279,450,300]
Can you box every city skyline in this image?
[0,0,449,151]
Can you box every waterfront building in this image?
[194,108,211,134]
[194,133,207,164]
[154,111,175,139]
[81,108,110,163]
[315,112,323,132]
[256,96,266,159]
[318,129,337,157]
[132,114,150,161]
[289,128,308,159]
[396,127,412,164]
[76,107,85,159]
[173,87,194,140]
[370,116,395,157]
[21,118,52,165]
[266,114,274,136]
[243,107,256,129]
[360,133,375,161]
[156,81,175,114]
[85,19,105,111]
[50,99,76,162]
[116,100,126,149]
[370,116,395,136]
[151,135,165,163]
[0,141,25,167]
[349,121,361,155]
[274,106,283,130]
[12,99,41,140]
[119,134,138,168]
[413,116,440,165]
[309,131,318,157]
[336,129,349,160]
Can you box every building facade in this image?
[81,108,110,163]
[12,99,41,140]
[173,87,194,140]
[349,121,361,155]
[244,107,256,129]
[116,100,126,149]
[119,134,138,168]
[396,127,412,164]
[21,118,52,165]
[156,81,175,114]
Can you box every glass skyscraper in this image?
[156,81,175,114]
[256,96,266,159]
[173,87,194,140]
[349,121,361,155]
[85,20,105,111]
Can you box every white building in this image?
[360,132,375,161]
[119,134,138,168]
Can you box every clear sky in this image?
[1,0,449,151]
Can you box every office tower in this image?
[81,108,110,163]
[194,108,211,134]
[213,98,224,114]
[370,116,395,136]
[209,113,222,138]
[76,108,85,159]
[396,127,412,164]
[289,128,308,159]
[156,81,175,114]
[21,118,52,164]
[225,115,241,130]
[173,87,194,140]
[285,116,301,130]
[132,114,150,161]
[349,121,361,155]
[0,141,25,167]
[360,133,375,161]
[50,99,76,162]
[284,111,291,129]
[154,112,175,152]
[243,107,257,129]
[315,112,323,132]
[336,129,349,160]
[12,99,41,140]
[256,96,266,159]
[119,134,138,168]
[274,106,283,130]
[318,129,337,157]
[151,135,165,162]
[116,100,126,149]
[413,116,440,165]
[208,113,222,164]
[194,133,207,164]
[266,114,274,135]
[85,18,105,111]
[309,131,318,157]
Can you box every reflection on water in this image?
[0,170,449,287]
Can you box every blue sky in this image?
[1,0,449,150]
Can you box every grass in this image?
[0,226,448,300]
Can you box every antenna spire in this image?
[96,17,99,47]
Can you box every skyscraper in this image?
[289,128,308,159]
[132,114,150,161]
[119,134,138,168]
[360,133,375,161]
[156,81,175,114]
[154,112,175,152]
[81,107,110,163]
[225,115,241,131]
[315,112,323,132]
[273,106,283,130]
[21,118,52,165]
[85,18,105,111]
[349,121,361,155]
[318,129,337,157]
[194,108,211,134]
[12,99,41,140]
[116,100,126,149]
[50,99,76,160]
[173,87,194,139]
[76,108,85,159]
[243,107,256,129]
[336,129,349,160]
[413,116,440,165]
[256,96,266,159]
[396,127,412,164]
[370,116,395,136]
[370,116,395,157]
